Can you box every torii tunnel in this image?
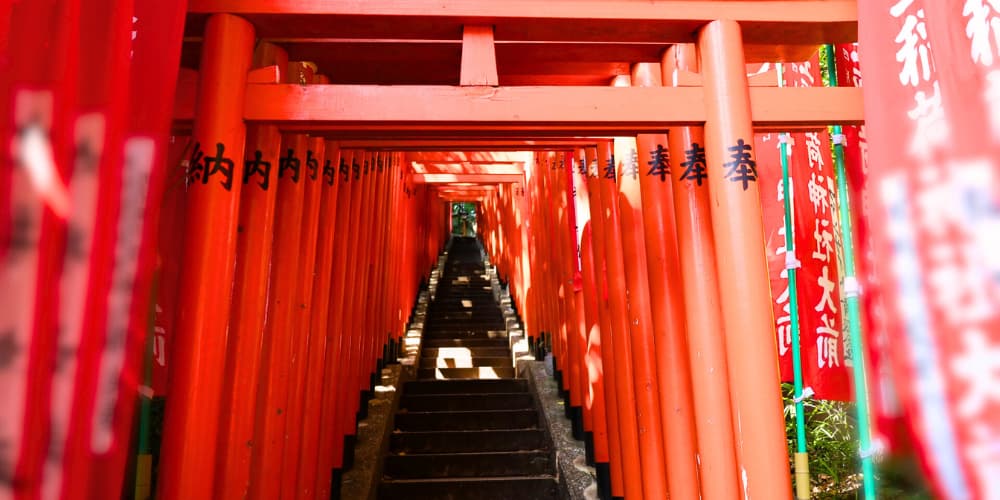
[12,0,999,499]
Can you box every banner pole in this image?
[823,43,877,500]
[775,62,811,500]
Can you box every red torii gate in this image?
[164,2,860,500]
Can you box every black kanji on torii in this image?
[352,159,361,180]
[578,156,587,175]
[724,138,757,191]
[603,157,616,181]
[646,144,670,182]
[340,157,350,183]
[680,143,708,186]
[323,159,336,186]
[243,149,272,190]
[278,148,301,182]
[189,142,236,191]
[622,149,639,180]
[306,150,319,181]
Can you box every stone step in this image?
[390,429,547,454]
[383,451,553,479]
[420,346,512,358]
[422,338,510,348]
[403,379,528,395]
[424,323,505,329]
[425,313,504,320]
[425,311,503,317]
[394,409,538,431]
[378,476,559,500]
[418,366,516,379]
[420,356,512,369]
[424,328,507,340]
[400,393,532,412]
[431,304,499,314]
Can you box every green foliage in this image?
[782,383,933,499]
[783,383,858,498]
[451,202,478,236]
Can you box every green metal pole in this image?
[776,63,811,500]
[823,44,877,500]
[134,281,157,499]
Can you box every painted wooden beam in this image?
[461,26,499,86]
[186,0,857,45]
[237,84,863,127]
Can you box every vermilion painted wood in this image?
[253,42,289,76]
[354,153,375,395]
[376,153,395,370]
[551,152,571,394]
[393,152,409,348]
[183,38,832,87]
[334,149,363,453]
[596,140,644,499]
[562,152,589,424]
[537,154,557,370]
[186,0,858,46]
[316,149,359,497]
[215,43,288,499]
[538,153,563,385]
[360,151,380,397]
[358,153,383,403]
[515,179,537,357]
[631,62,702,500]
[215,123,282,500]
[394,154,406,344]
[583,145,625,496]
[279,134,325,498]
[460,25,499,86]
[571,147,611,468]
[299,140,342,500]
[215,41,287,500]
[698,20,792,500]
[389,153,405,350]
[172,80,867,129]
[550,152,579,411]
[279,136,325,499]
[632,131,701,500]
[375,154,391,368]
[392,178,405,353]
[383,155,404,357]
[247,133,308,500]
[661,45,742,500]
[362,154,390,386]
[611,134,669,500]
[157,14,254,500]
[235,85,864,129]
[338,152,373,444]
[666,124,742,500]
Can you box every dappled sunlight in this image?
[433,366,504,380]
[431,347,475,368]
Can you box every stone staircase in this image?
[378,237,558,499]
